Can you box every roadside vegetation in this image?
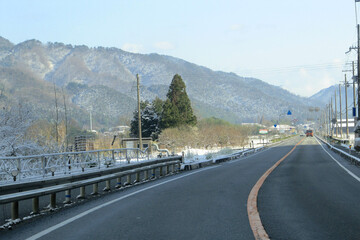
[128,74,262,152]
[0,74,266,157]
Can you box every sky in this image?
[0,0,358,97]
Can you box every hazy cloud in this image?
[229,24,243,31]
[154,41,174,50]
[299,68,309,77]
[122,43,144,53]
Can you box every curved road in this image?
[2,136,360,239]
[259,136,360,239]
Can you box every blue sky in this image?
[0,0,358,97]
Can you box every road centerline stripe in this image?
[247,138,304,240]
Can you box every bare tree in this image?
[0,103,43,157]
[62,87,68,150]
[53,82,59,144]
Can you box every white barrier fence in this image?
[0,148,153,183]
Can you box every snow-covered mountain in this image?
[0,36,322,128]
[309,84,356,108]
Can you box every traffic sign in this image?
[259,129,268,134]
[287,110,292,115]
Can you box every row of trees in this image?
[129,74,259,151]
[130,74,197,140]
[158,118,258,151]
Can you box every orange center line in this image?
[247,137,305,240]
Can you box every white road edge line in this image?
[26,165,219,240]
[315,137,360,182]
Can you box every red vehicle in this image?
[306,130,313,137]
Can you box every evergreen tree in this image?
[161,74,197,128]
[130,100,161,140]
[152,97,164,116]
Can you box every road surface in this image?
[2,136,360,240]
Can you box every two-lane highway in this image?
[2,136,360,240]
[2,138,299,240]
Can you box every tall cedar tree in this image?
[161,74,197,128]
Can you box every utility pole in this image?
[331,97,334,137]
[53,82,59,144]
[339,84,343,138]
[357,24,360,121]
[326,107,329,137]
[353,61,356,113]
[137,74,142,150]
[335,91,338,137]
[345,74,349,139]
[325,107,327,137]
[62,88,68,150]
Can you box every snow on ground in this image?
[179,135,280,164]
[180,146,249,164]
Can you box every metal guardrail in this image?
[0,148,155,183]
[183,147,267,170]
[316,135,360,164]
[0,157,182,221]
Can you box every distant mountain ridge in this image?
[309,84,357,106]
[0,36,322,129]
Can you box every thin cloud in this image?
[229,24,243,31]
[122,43,144,53]
[154,41,174,50]
[299,68,309,77]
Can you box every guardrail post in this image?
[112,150,115,166]
[116,177,122,189]
[143,169,149,181]
[103,180,111,191]
[50,193,56,209]
[91,183,99,195]
[171,164,175,174]
[151,168,156,179]
[134,171,140,183]
[11,201,19,220]
[166,165,170,175]
[77,186,86,199]
[31,197,40,215]
[159,166,163,177]
[124,174,132,186]
[63,190,71,204]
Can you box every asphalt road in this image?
[2,136,360,240]
[259,136,360,240]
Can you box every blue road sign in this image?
[274,124,277,128]
[287,110,292,115]
[353,107,356,117]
